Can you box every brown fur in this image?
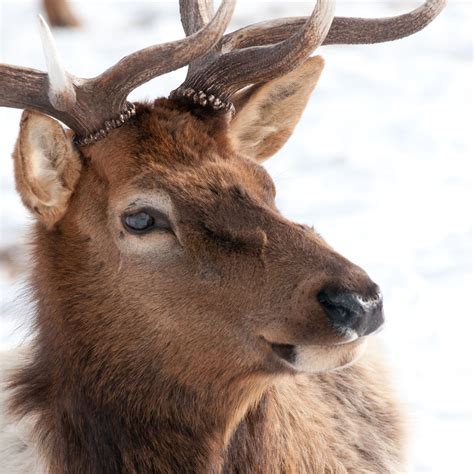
[6,60,406,473]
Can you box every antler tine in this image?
[325,0,446,45]
[38,14,76,111]
[222,0,447,51]
[178,0,223,83]
[179,0,215,36]
[0,17,67,123]
[171,0,336,110]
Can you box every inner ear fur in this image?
[228,56,325,162]
[13,110,81,228]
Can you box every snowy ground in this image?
[0,1,472,472]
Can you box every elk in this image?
[43,0,80,28]
[0,0,445,472]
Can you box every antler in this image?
[171,0,446,112]
[0,0,446,144]
[0,0,235,144]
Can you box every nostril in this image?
[317,290,359,328]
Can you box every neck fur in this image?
[9,268,272,473]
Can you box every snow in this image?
[0,1,472,472]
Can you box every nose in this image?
[317,287,384,336]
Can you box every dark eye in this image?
[122,209,172,234]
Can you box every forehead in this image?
[95,102,275,199]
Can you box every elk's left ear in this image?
[227,56,325,163]
[13,110,81,228]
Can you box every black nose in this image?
[317,287,384,336]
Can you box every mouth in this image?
[270,342,298,364]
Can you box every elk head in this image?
[1,0,444,394]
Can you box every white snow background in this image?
[0,1,472,472]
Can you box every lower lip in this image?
[268,336,363,365]
[294,333,362,348]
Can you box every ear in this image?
[13,110,81,228]
[227,56,325,162]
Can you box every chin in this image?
[272,337,369,374]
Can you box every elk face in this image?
[12,57,382,390]
[2,0,444,393]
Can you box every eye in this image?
[122,209,172,235]
[125,212,154,232]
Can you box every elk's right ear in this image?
[227,56,325,163]
[13,110,81,228]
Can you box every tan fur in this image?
[229,57,325,162]
[231,344,405,473]
[2,72,406,472]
